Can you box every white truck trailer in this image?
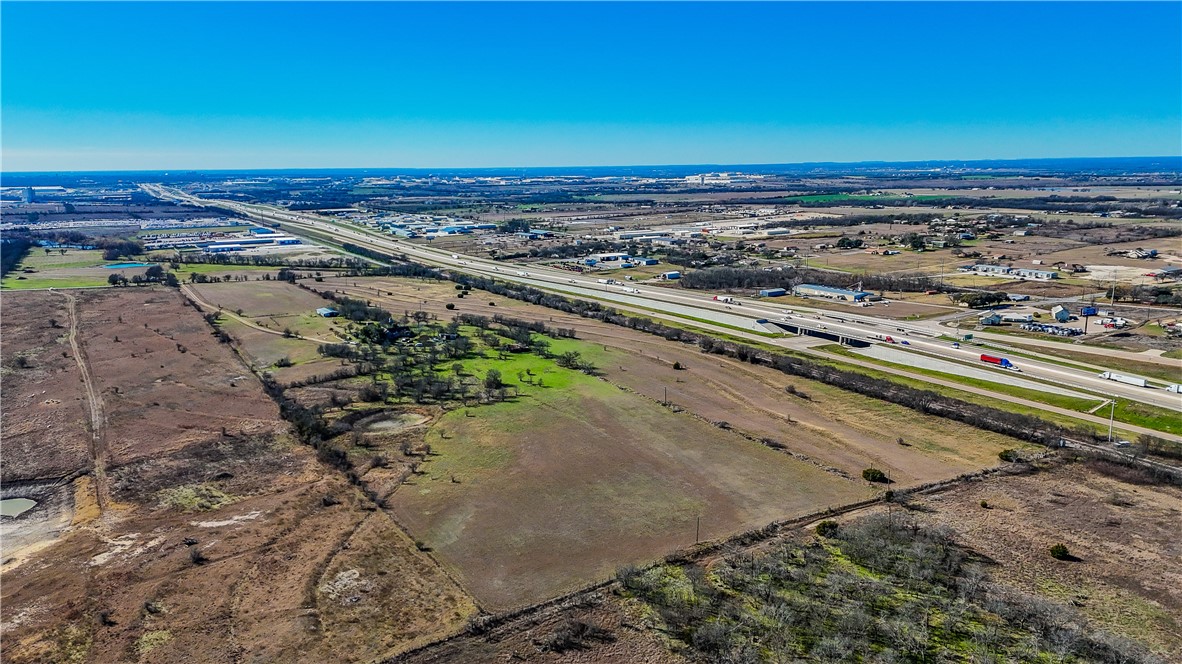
[1098,371,1148,388]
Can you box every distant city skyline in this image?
[3,2,1180,172]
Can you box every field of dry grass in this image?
[1,287,478,664]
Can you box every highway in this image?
[144,184,1182,414]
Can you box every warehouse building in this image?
[793,284,873,302]
[1012,268,1059,280]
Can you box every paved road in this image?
[851,345,1100,400]
[146,186,1181,414]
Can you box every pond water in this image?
[0,498,37,517]
[103,262,152,269]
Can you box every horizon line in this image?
[4,155,1181,177]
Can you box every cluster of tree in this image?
[168,253,369,269]
[98,238,145,261]
[949,291,1008,308]
[0,237,33,278]
[106,264,180,287]
[661,248,739,269]
[310,290,393,322]
[1109,284,1182,306]
[679,267,949,294]
[618,514,1158,662]
[765,212,940,230]
[498,218,532,233]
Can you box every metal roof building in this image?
[793,284,873,301]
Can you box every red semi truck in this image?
[980,354,1017,370]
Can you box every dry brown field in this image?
[185,280,351,382]
[1,287,476,664]
[401,458,1182,663]
[902,459,1182,658]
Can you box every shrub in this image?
[862,468,888,483]
[672,361,684,370]
[998,449,1021,462]
[815,520,839,537]
[445,303,456,310]
[1049,543,1071,560]
[275,356,293,368]
[980,500,989,509]
[189,547,209,565]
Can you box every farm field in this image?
[401,458,1182,663]
[185,280,351,381]
[0,287,476,663]
[323,276,1039,484]
[389,337,873,610]
[1,249,144,289]
[1,247,284,290]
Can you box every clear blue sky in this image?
[3,2,1179,171]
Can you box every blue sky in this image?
[3,2,1179,171]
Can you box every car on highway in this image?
[951,342,960,348]
[900,340,910,345]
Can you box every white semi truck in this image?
[1098,371,1148,388]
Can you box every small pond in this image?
[0,498,37,517]
[103,262,152,269]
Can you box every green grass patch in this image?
[1,274,112,290]
[158,484,237,512]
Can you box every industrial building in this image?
[1012,268,1059,280]
[962,264,1059,280]
[316,307,339,318]
[590,252,630,262]
[758,287,787,297]
[793,284,873,302]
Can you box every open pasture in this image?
[390,347,872,610]
[325,276,1037,484]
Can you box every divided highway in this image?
[146,185,1182,415]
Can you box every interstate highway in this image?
[144,185,1182,413]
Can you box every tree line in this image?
[679,266,950,294]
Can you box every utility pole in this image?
[663,385,668,405]
[695,515,701,544]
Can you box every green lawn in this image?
[1,274,112,290]
[6,249,109,270]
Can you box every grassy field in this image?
[1,249,119,289]
[389,334,871,611]
[325,276,1056,474]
